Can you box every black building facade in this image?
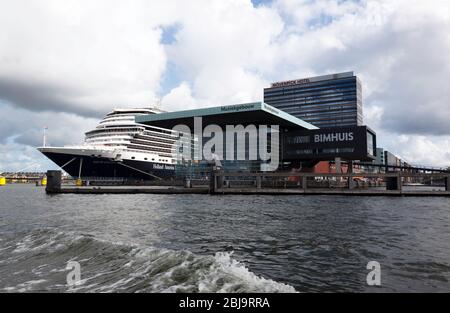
[283,126,376,161]
[264,72,363,128]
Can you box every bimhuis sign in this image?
[283,126,375,161]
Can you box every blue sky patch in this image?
[159,61,183,97]
[251,0,272,7]
[161,23,182,45]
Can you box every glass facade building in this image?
[136,102,318,173]
[264,72,363,128]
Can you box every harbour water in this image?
[1,184,449,292]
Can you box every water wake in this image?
[0,229,296,293]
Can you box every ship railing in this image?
[64,176,127,186]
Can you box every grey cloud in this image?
[0,77,104,119]
[298,18,450,136]
[0,104,97,148]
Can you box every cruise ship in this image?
[38,108,183,180]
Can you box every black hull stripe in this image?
[41,152,176,179]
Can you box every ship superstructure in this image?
[38,108,183,179]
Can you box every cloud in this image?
[161,81,197,112]
[269,0,450,136]
[0,0,449,170]
[163,0,283,106]
[0,0,171,116]
[0,78,101,118]
[0,141,56,173]
[0,103,98,146]
[380,133,450,167]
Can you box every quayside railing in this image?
[212,171,450,193]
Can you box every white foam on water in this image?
[209,252,296,293]
[65,246,297,293]
[31,264,49,276]
[3,230,298,293]
[12,231,65,253]
[158,251,296,293]
[0,244,14,252]
[3,279,47,292]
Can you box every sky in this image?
[0,0,449,172]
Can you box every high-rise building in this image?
[264,71,363,128]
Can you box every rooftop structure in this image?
[136,102,318,130]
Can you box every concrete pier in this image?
[386,174,402,191]
[49,185,210,194]
[44,170,449,196]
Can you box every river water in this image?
[0,184,449,292]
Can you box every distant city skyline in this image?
[1,0,449,171]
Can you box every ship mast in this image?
[43,126,48,147]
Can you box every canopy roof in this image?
[136,102,319,130]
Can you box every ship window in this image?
[144,158,148,160]
[152,158,155,161]
[131,157,135,160]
